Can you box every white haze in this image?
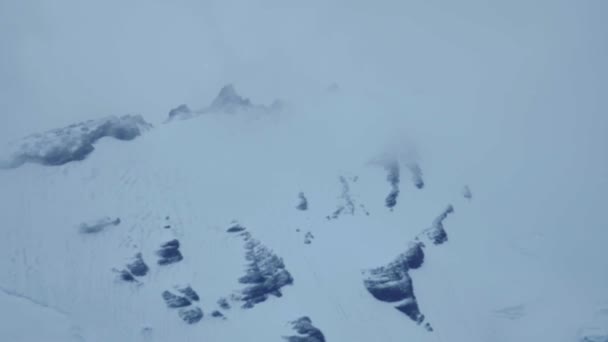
[0,0,607,341]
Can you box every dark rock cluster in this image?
[2,115,151,168]
[157,239,184,265]
[227,224,246,233]
[162,286,203,324]
[384,160,400,209]
[424,205,454,245]
[162,290,192,308]
[127,253,149,277]
[236,232,294,308]
[79,217,121,234]
[296,192,309,211]
[405,162,425,189]
[363,206,454,330]
[165,84,283,122]
[329,176,357,220]
[284,317,326,342]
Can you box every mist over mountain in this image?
[1,1,607,342]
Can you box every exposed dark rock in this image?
[165,84,282,122]
[209,84,252,113]
[118,269,137,283]
[1,115,152,168]
[236,234,293,308]
[296,192,308,211]
[177,286,200,302]
[168,104,192,120]
[157,239,183,265]
[217,298,231,310]
[384,160,400,209]
[304,232,314,245]
[227,224,246,233]
[364,265,414,303]
[127,253,149,277]
[405,162,425,189]
[402,242,425,270]
[161,291,191,308]
[178,307,203,324]
[385,190,399,210]
[211,310,225,318]
[363,206,454,329]
[78,217,120,234]
[284,317,326,342]
[395,299,424,323]
[329,176,357,219]
[164,225,171,229]
[424,205,454,245]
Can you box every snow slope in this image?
[0,88,607,342]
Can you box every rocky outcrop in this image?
[165,84,283,122]
[178,307,203,324]
[284,317,326,342]
[156,239,184,265]
[229,232,293,309]
[1,115,152,168]
[126,253,149,277]
[328,176,363,220]
[405,162,424,189]
[78,217,121,234]
[384,160,400,209]
[363,206,454,330]
[161,290,192,308]
[296,192,309,211]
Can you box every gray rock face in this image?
[168,104,193,121]
[384,160,400,209]
[296,192,309,211]
[329,176,358,220]
[363,206,454,330]
[1,115,151,168]
[126,253,149,277]
[405,162,425,189]
[178,307,203,324]
[78,217,121,234]
[235,232,293,308]
[284,317,326,342]
[209,84,252,113]
[156,239,183,265]
[161,291,191,308]
[227,224,246,233]
[424,205,454,245]
[177,286,200,302]
[165,84,282,122]
[217,298,231,310]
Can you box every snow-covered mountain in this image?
[0,85,606,342]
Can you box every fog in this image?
[1,0,608,339]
